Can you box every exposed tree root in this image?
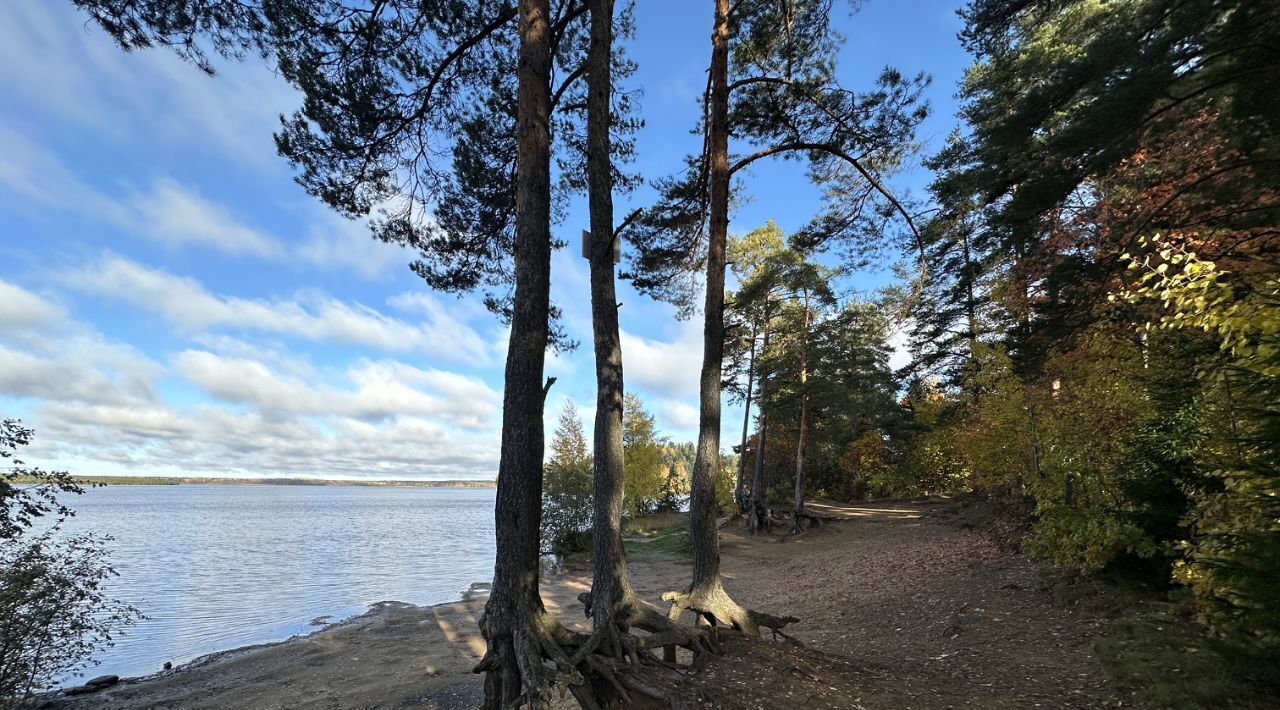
[791,509,825,534]
[745,499,772,534]
[662,583,799,642]
[475,607,588,709]
[578,593,720,660]
[479,594,719,709]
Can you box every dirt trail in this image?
[690,499,1119,708]
[56,499,1119,709]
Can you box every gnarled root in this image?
[566,618,706,709]
[791,509,825,534]
[661,583,799,642]
[475,607,587,709]
[474,595,713,709]
[745,499,772,534]
[577,593,719,667]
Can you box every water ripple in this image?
[56,485,496,682]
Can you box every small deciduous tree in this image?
[629,0,925,632]
[541,403,593,556]
[1,420,140,704]
[621,393,668,517]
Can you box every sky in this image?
[0,1,971,480]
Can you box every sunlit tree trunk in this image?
[585,0,634,638]
[792,288,812,532]
[747,319,772,534]
[477,3,563,706]
[686,0,732,606]
[735,321,758,510]
[664,0,797,638]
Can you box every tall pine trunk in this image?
[960,228,983,403]
[792,290,811,532]
[585,0,634,630]
[665,0,797,639]
[747,319,772,534]
[478,2,560,706]
[735,321,758,510]
[582,4,713,680]
[687,0,732,600]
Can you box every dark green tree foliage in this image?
[937,0,1280,361]
[912,0,1280,654]
[955,0,1280,227]
[625,0,929,308]
[74,0,640,336]
[726,225,903,505]
[541,403,594,556]
[755,299,900,501]
[901,158,999,389]
[1190,343,1280,650]
[1,421,140,704]
[1,420,81,540]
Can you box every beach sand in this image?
[52,500,1120,709]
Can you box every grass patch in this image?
[1098,607,1280,709]
[621,511,690,562]
[626,511,687,535]
[623,530,691,563]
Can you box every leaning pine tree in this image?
[69,0,694,705]
[628,0,927,632]
[577,0,714,705]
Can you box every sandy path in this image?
[54,500,1118,709]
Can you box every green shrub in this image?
[540,403,594,556]
[1,419,140,704]
[1026,504,1157,574]
[1,533,139,702]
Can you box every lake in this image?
[55,484,496,683]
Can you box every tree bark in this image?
[792,289,811,533]
[686,0,731,603]
[961,228,981,401]
[747,319,772,534]
[477,3,576,707]
[664,0,797,640]
[581,1,715,688]
[670,0,744,628]
[585,0,633,636]
[734,321,758,511]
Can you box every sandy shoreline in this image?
[46,501,1124,709]
[50,558,685,710]
[86,580,497,685]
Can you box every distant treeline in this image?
[9,475,495,488]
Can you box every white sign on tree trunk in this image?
[581,229,621,264]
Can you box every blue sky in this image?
[0,1,969,479]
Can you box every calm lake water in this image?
[56,484,496,682]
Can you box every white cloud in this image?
[0,125,134,224]
[0,129,286,259]
[658,399,700,432]
[386,291,493,362]
[175,350,499,428]
[67,255,491,362]
[33,400,501,479]
[0,3,296,168]
[0,342,159,408]
[619,319,703,399]
[132,179,284,258]
[0,129,406,275]
[188,334,315,379]
[886,322,912,372]
[0,280,162,408]
[0,279,66,330]
[295,218,408,280]
[0,300,501,478]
